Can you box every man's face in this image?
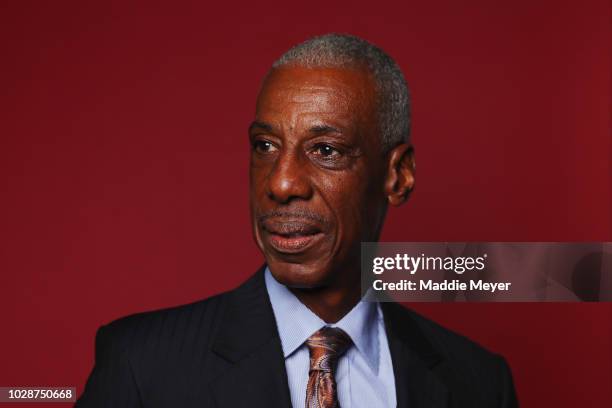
[249,66,390,289]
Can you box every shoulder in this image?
[382,302,517,406]
[92,268,267,360]
[95,290,231,357]
[411,306,498,362]
[383,302,501,364]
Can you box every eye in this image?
[312,143,341,158]
[252,139,278,154]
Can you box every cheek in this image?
[316,170,371,235]
[249,164,270,200]
[317,164,386,243]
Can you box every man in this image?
[76,33,518,408]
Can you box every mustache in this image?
[257,208,329,226]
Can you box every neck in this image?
[290,276,361,323]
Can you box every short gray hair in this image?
[272,33,410,151]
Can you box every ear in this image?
[384,143,415,206]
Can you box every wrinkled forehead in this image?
[255,66,378,132]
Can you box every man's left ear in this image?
[384,143,415,206]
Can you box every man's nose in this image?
[267,152,313,204]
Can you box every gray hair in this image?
[272,33,410,151]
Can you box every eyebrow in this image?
[248,121,343,135]
[248,121,273,133]
[309,124,342,135]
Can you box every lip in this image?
[265,231,325,254]
[260,217,325,254]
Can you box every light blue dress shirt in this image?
[264,267,397,408]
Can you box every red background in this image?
[1,1,610,406]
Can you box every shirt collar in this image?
[264,267,380,374]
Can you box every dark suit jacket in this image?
[76,267,518,407]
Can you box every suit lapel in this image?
[209,267,292,408]
[208,269,450,408]
[381,302,450,408]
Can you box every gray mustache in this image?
[257,209,329,226]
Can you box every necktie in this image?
[305,326,353,408]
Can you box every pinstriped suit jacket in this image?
[75,266,518,407]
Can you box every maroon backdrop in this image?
[1,1,610,407]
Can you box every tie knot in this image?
[306,327,352,373]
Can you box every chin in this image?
[267,258,332,289]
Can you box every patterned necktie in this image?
[305,326,353,408]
